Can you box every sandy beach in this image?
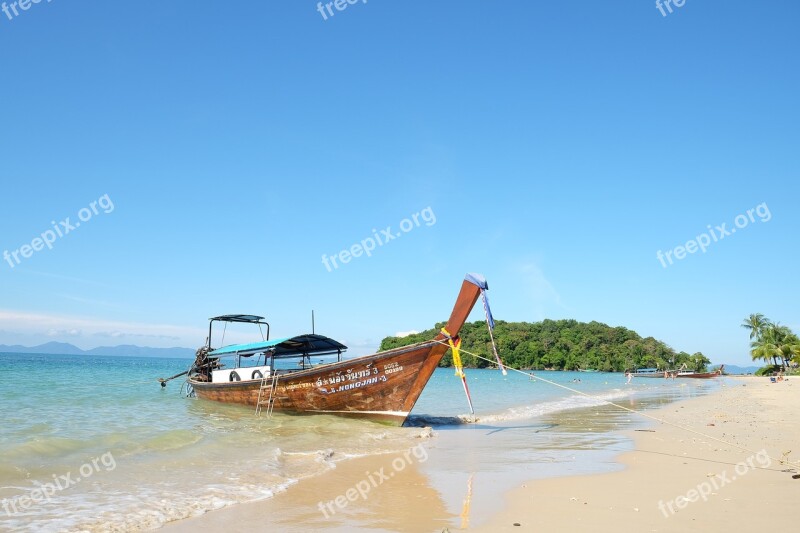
[478,376,799,532]
[162,376,798,532]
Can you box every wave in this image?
[1,437,89,461]
[480,388,635,423]
[1,478,299,533]
[408,389,636,426]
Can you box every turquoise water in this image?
[0,353,719,531]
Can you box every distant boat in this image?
[674,365,724,379]
[577,368,600,373]
[630,368,673,378]
[183,274,488,426]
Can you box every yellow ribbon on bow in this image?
[441,327,465,378]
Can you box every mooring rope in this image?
[431,338,800,472]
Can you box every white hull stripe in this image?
[312,410,409,417]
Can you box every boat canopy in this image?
[210,314,266,323]
[208,334,347,359]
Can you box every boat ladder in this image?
[255,372,279,417]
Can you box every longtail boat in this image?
[674,365,724,379]
[184,274,489,425]
[630,368,673,378]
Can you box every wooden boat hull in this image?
[189,277,483,425]
[191,341,443,424]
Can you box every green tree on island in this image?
[380,319,711,372]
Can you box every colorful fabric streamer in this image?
[464,273,506,374]
[442,327,474,415]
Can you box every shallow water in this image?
[0,353,719,531]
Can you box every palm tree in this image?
[776,343,800,370]
[750,339,778,366]
[742,313,771,341]
[743,315,800,371]
[769,325,799,370]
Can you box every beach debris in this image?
[316,449,335,462]
[781,450,792,464]
[570,497,578,501]
[513,523,521,527]
[417,427,435,439]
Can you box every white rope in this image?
[431,338,800,471]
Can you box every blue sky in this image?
[1,1,798,366]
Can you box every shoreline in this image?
[164,377,799,532]
[161,379,735,532]
[161,446,453,532]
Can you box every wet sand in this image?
[162,377,798,532]
[161,444,453,532]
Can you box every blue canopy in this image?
[209,334,347,358]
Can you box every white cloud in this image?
[94,331,181,340]
[394,330,419,338]
[46,328,82,337]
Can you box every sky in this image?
[1,1,798,366]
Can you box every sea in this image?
[0,353,722,532]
